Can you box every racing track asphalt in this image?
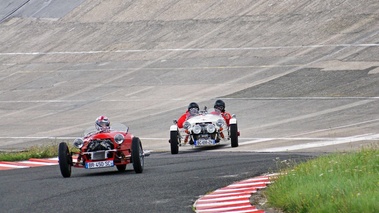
[0,151,316,213]
[0,157,274,213]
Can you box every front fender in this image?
[229,117,237,125]
[170,125,178,131]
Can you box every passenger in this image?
[213,99,232,126]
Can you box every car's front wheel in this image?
[170,130,179,154]
[131,137,144,173]
[58,142,72,178]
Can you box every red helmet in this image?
[95,115,110,132]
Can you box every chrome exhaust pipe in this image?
[143,150,151,157]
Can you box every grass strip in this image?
[0,142,78,161]
[265,147,379,213]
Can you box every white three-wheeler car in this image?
[169,108,239,154]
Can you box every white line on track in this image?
[253,133,379,152]
[0,97,378,104]
[1,44,379,55]
[222,97,379,100]
[240,135,379,145]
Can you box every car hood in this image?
[187,113,224,124]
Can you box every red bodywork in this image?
[73,131,134,168]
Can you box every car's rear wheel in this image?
[230,124,239,147]
[116,164,126,171]
[170,130,179,154]
[132,137,144,173]
[58,142,72,178]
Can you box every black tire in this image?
[230,124,239,147]
[58,142,72,178]
[170,131,179,154]
[131,137,144,173]
[116,164,126,171]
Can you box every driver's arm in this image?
[177,113,187,128]
[223,112,232,126]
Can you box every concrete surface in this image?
[0,0,378,152]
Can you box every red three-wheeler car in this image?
[58,123,149,178]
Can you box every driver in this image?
[177,102,199,128]
[212,99,232,126]
[95,115,111,132]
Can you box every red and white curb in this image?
[194,175,275,213]
[0,158,59,170]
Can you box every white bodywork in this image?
[172,110,231,147]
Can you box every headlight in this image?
[183,121,191,129]
[73,138,84,149]
[114,134,124,144]
[193,124,202,134]
[206,124,216,133]
[216,119,225,127]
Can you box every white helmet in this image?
[95,115,110,132]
